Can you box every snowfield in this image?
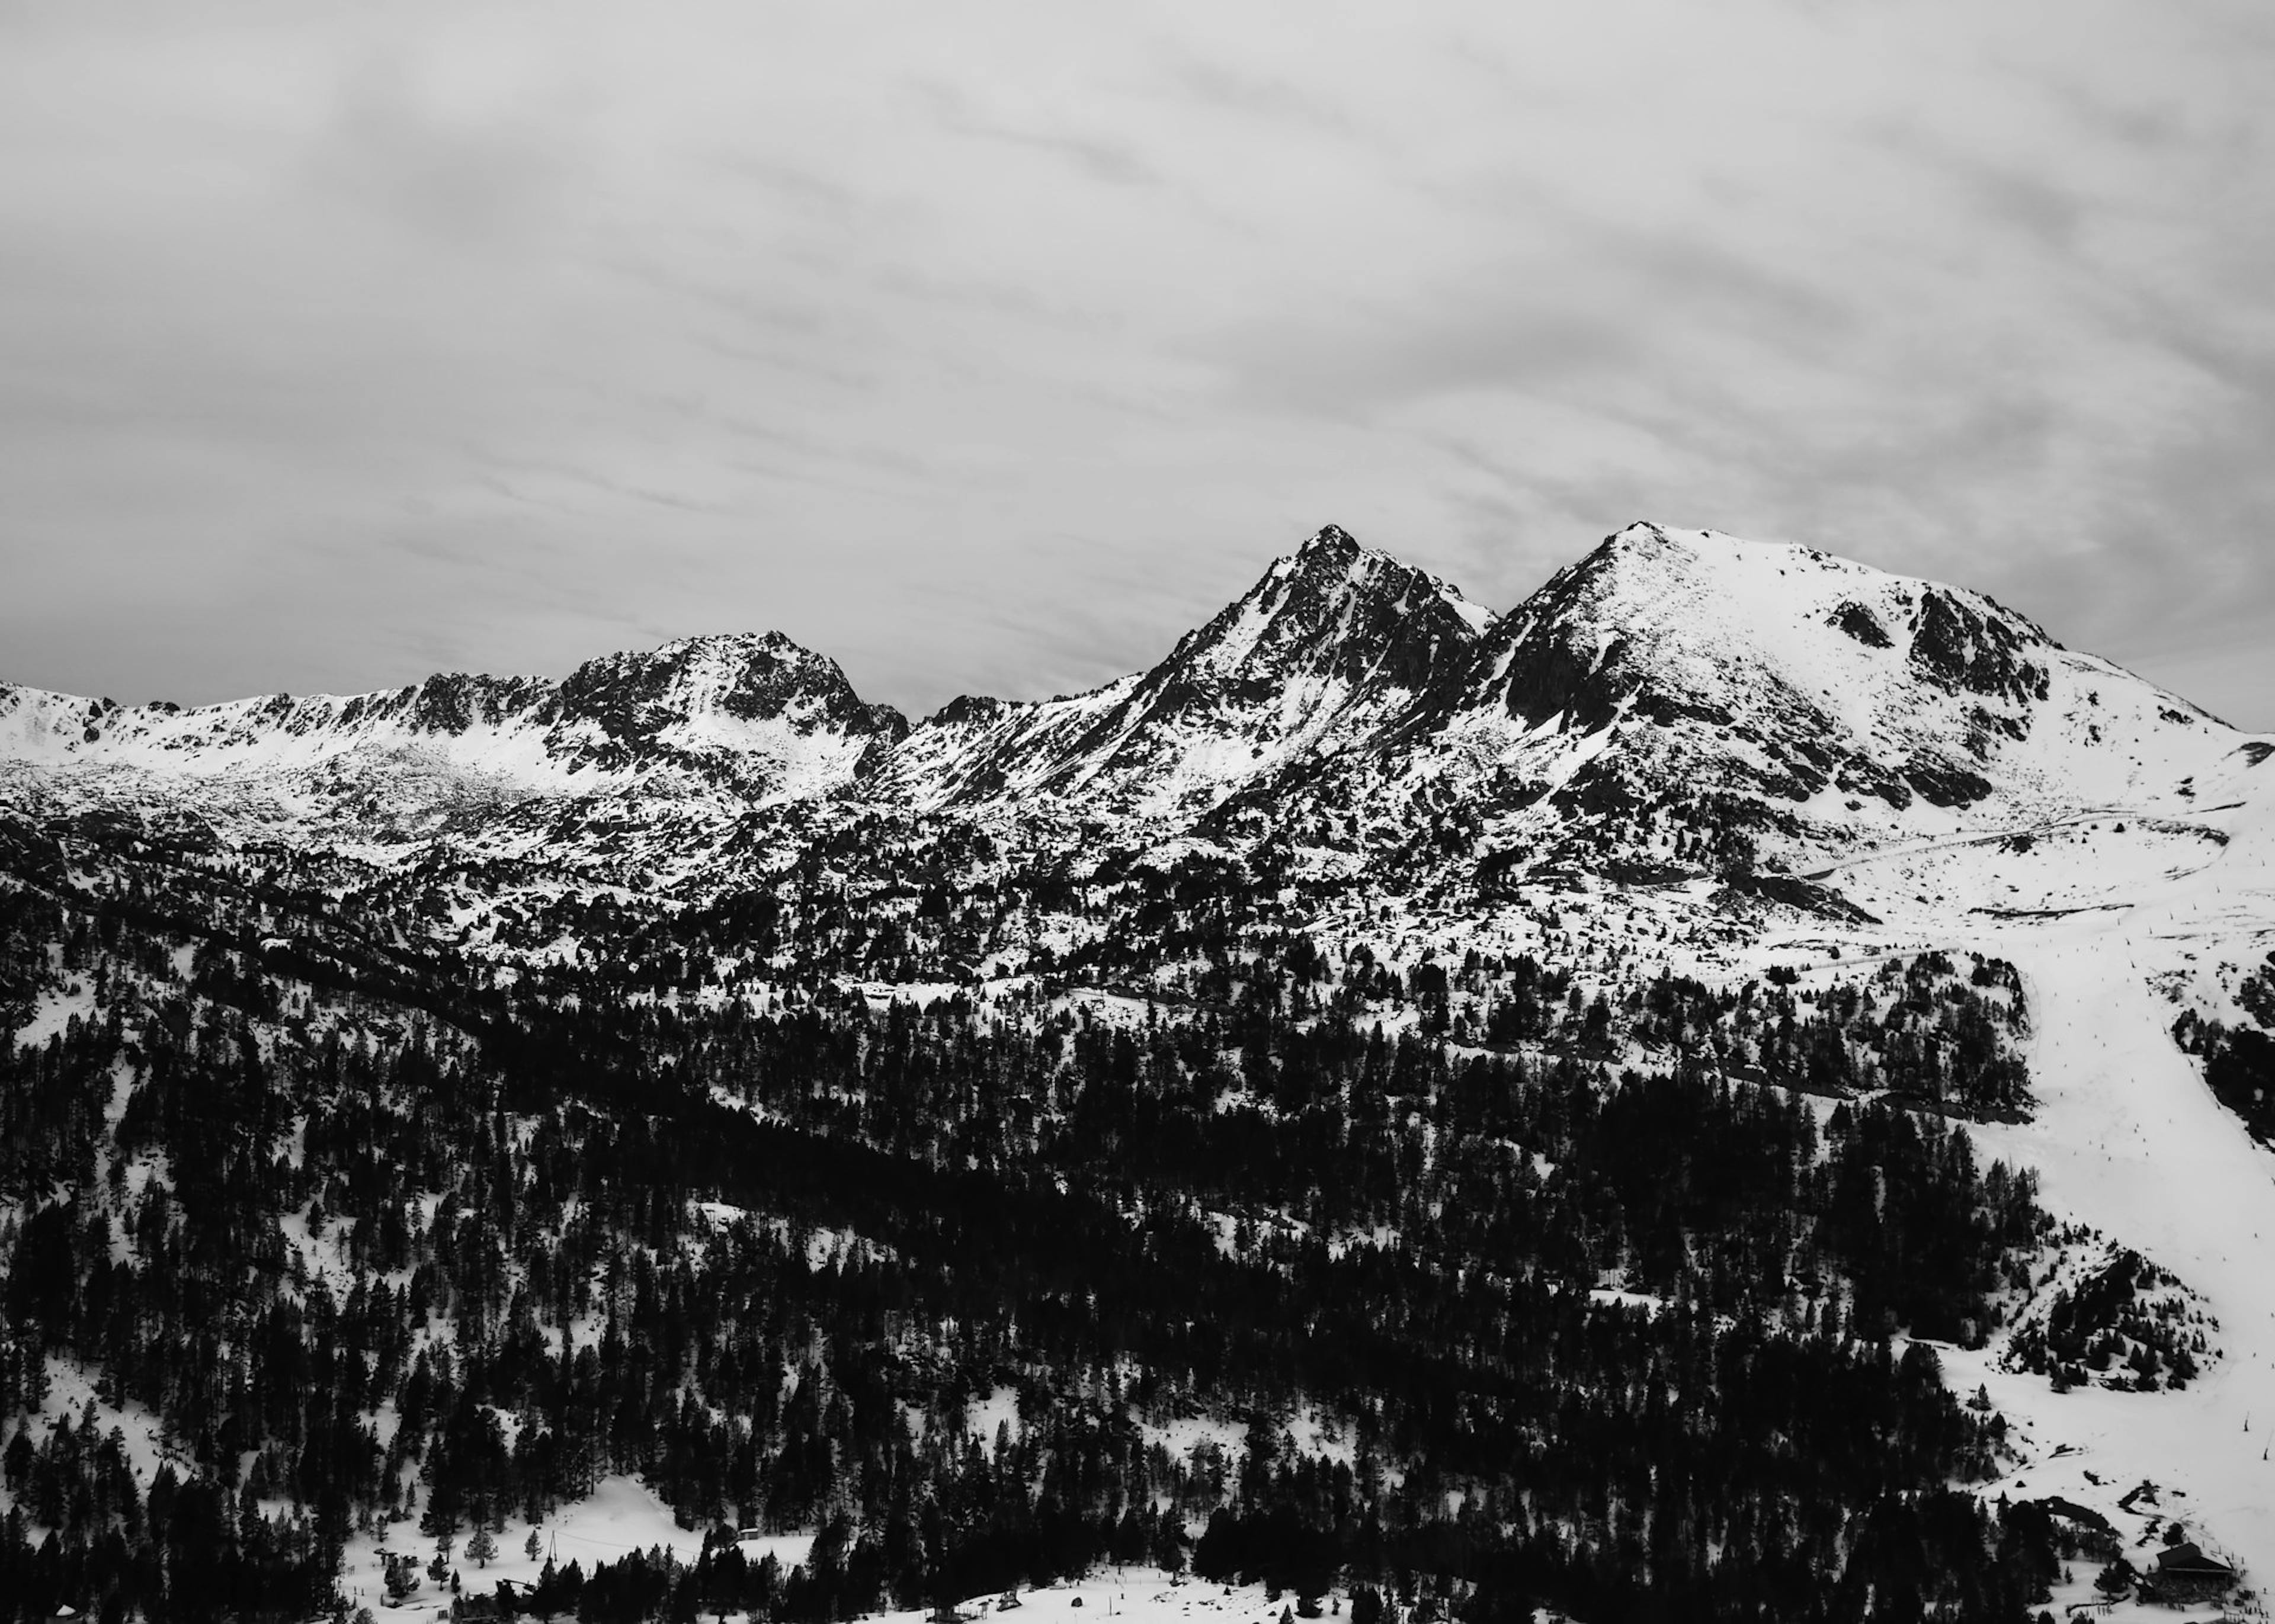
[337,1475,812,1618]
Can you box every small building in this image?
[2141,1540,2235,1605]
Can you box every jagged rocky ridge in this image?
[0,629,906,813]
[0,522,2244,913]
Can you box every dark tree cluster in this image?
[2175,955,2275,1148]
[1590,952,2033,1121]
[2001,1246,2210,1393]
[0,819,2071,1624]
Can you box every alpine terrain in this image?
[4,522,2273,1623]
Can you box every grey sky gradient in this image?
[3,1,2271,726]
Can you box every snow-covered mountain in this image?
[870,525,1492,818]
[0,630,907,844]
[3,523,2244,885]
[1326,522,2251,885]
[1447,522,2228,816]
[5,519,2259,921]
[9,518,2275,1613]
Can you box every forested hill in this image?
[2,811,2100,1624]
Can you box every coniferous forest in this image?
[0,807,2085,1624]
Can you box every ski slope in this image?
[1825,748,2275,1609]
[1944,933,2275,1608]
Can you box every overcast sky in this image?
[3,2,2271,727]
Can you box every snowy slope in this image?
[1938,932,2275,1607]
[1510,524,2217,795]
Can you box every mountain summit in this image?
[870,525,1492,816]
[1312,522,2241,884]
[0,628,907,837]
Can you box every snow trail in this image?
[1948,922,2275,1591]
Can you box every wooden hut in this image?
[2141,1540,2236,1605]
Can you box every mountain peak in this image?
[1480,522,2068,734]
[1249,524,1492,634]
[1393,521,2238,884]
[1275,522,1376,576]
[1297,521,1362,554]
[867,525,1495,816]
[556,628,879,730]
[1578,521,1858,582]
[1151,525,1491,703]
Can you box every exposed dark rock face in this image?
[925,694,1018,729]
[1719,870,1882,924]
[1910,589,2052,708]
[1830,601,1894,648]
[1485,620,1629,733]
[552,633,905,746]
[367,672,548,736]
[1904,759,1996,808]
[1441,531,1654,734]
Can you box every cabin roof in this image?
[2155,1541,2235,1575]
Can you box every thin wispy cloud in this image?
[0,1,2269,724]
